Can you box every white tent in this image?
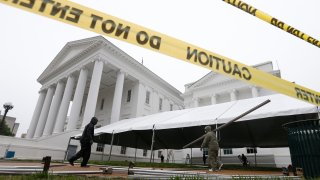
[74,94,318,149]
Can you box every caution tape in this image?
[222,0,320,48]
[1,0,320,106]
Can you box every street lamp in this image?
[1,102,14,126]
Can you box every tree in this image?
[0,121,13,136]
[0,102,14,136]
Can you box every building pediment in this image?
[37,36,106,83]
[36,35,182,102]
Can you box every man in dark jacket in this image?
[201,126,223,171]
[68,117,98,167]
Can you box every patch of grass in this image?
[231,176,296,180]
[170,175,206,180]
[221,165,281,171]
[0,174,122,180]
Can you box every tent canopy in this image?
[74,94,318,149]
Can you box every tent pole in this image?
[166,149,168,163]
[254,150,257,167]
[63,137,72,163]
[153,151,155,163]
[134,134,138,162]
[190,148,193,165]
[149,124,155,163]
[134,148,137,162]
[101,143,105,161]
[108,130,115,161]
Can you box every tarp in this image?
[74,94,318,149]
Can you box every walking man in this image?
[241,154,248,167]
[201,126,223,171]
[68,117,98,167]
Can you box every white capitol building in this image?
[1,36,309,167]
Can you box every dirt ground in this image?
[0,161,285,178]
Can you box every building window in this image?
[223,148,233,155]
[96,143,104,152]
[158,150,162,158]
[170,104,173,111]
[127,90,131,102]
[120,146,126,155]
[145,91,150,104]
[100,98,105,110]
[246,147,257,154]
[143,149,148,157]
[159,98,163,111]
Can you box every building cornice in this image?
[187,61,275,90]
[182,70,280,97]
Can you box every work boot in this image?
[68,160,74,166]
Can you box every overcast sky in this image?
[1,0,319,137]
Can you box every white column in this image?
[67,68,88,130]
[132,81,144,117]
[251,86,259,97]
[26,90,46,139]
[110,70,125,124]
[193,97,199,107]
[42,81,65,136]
[33,86,55,138]
[230,89,238,101]
[53,75,75,133]
[82,60,104,127]
[211,94,217,105]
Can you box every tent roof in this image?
[74,94,318,149]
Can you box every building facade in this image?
[26,36,183,139]
[0,36,291,166]
[182,61,279,108]
[1,36,183,161]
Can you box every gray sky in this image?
[1,0,319,137]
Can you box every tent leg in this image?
[134,148,137,162]
[190,148,193,165]
[134,135,138,162]
[166,149,168,163]
[149,125,155,163]
[153,151,155,163]
[101,144,105,161]
[63,137,72,163]
[254,151,257,167]
[108,131,115,161]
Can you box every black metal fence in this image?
[283,119,320,178]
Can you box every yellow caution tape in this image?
[1,0,320,106]
[222,0,320,48]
